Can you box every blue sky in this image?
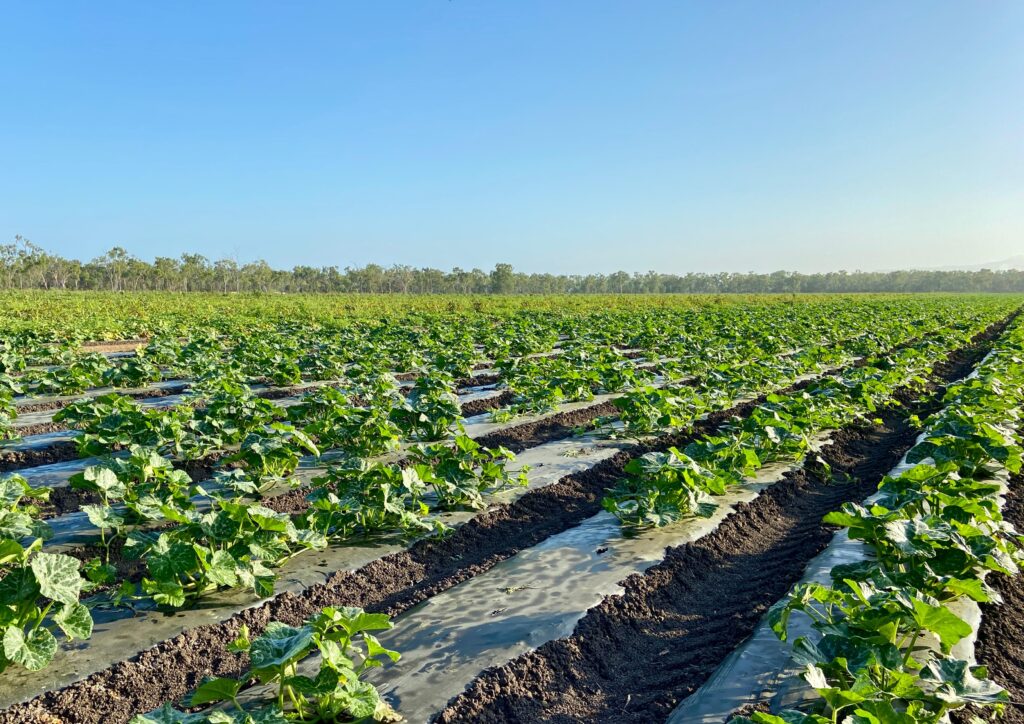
[1,2,1021,274]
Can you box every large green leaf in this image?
[205,550,240,588]
[921,658,1008,704]
[30,552,82,605]
[188,676,241,706]
[75,466,127,498]
[910,598,972,652]
[0,510,36,540]
[0,538,27,566]
[248,622,313,672]
[54,601,93,640]
[0,475,30,507]
[247,506,290,532]
[142,578,186,608]
[334,678,382,719]
[81,504,125,532]
[322,606,393,636]
[147,538,197,581]
[3,626,57,671]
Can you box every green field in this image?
[0,293,1021,723]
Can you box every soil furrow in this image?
[13,384,189,413]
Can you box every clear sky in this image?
[1,2,1021,274]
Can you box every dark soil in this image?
[6,421,73,439]
[43,485,101,518]
[14,384,189,414]
[458,390,516,419]
[0,441,79,473]
[64,536,149,589]
[730,702,772,719]
[254,383,339,401]
[475,401,620,453]
[456,373,501,388]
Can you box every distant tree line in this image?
[3,237,1024,294]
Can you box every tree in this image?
[179,254,210,292]
[214,258,240,293]
[2,236,1024,294]
[92,247,133,292]
[489,263,515,294]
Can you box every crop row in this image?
[732,317,1024,723]
[599,320,987,530]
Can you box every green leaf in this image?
[324,606,393,636]
[3,626,57,671]
[363,633,401,664]
[206,550,239,588]
[82,504,125,532]
[142,578,186,608]
[76,466,127,498]
[921,658,1008,704]
[248,622,313,672]
[247,506,290,532]
[910,599,972,652]
[228,623,251,653]
[0,475,30,508]
[943,577,990,603]
[284,667,339,697]
[188,676,241,706]
[0,563,39,606]
[54,601,93,640]
[0,510,37,540]
[129,702,207,724]
[147,539,197,581]
[317,638,355,671]
[0,538,27,565]
[30,552,82,605]
[241,707,290,724]
[334,678,382,719]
